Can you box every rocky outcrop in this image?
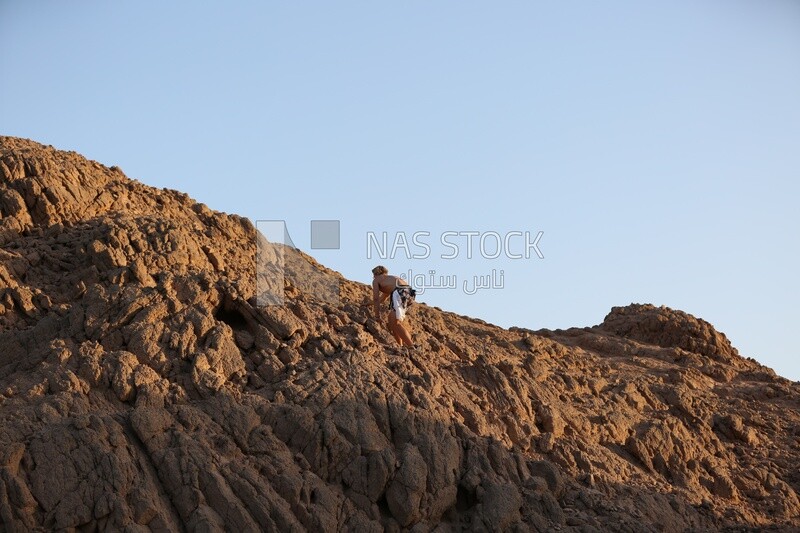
[1,136,799,532]
[599,303,738,361]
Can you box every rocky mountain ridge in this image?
[1,136,799,532]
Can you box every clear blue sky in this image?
[2,1,799,380]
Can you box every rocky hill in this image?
[1,136,799,532]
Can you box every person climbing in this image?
[371,265,415,348]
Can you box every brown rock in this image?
[129,258,156,287]
[386,445,427,527]
[600,303,738,361]
[0,136,798,532]
[478,482,522,531]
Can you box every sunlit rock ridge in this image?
[1,136,798,532]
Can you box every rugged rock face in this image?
[1,136,799,532]
[599,304,739,362]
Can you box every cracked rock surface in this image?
[1,136,799,531]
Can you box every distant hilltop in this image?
[1,136,799,531]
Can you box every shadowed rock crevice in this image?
[1,136,799,531]
[215,303,250,333]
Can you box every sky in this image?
[1,1,799,381]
